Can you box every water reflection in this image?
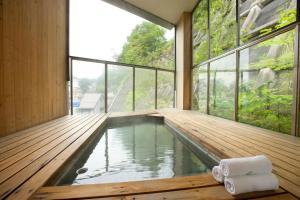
[54,119,211,185]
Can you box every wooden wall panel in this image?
[0,0,68,137]
[176,12,192,110]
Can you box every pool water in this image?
[49,117,217,185]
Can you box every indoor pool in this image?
[48,116,218,185]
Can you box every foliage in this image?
[117,22,175,109]
[118,22,174,69]
[192,0,296,134]
[210,0,236,57]
[192,0,208,65]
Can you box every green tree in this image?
[118,22,173,68]
[117,22,175,109]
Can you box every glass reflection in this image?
[209,54,236,120]
[192,64,208,113]
[240,0,296,43]
[238,30,295,134]
[53,118,212,185]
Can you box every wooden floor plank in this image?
[163,114,300,196]
[0,115,80,154]
[0,114,100,185]
[0,110,297,200]
[0,114,103,199]
[160,110,300,198]
[0,115,90,171]
[86,186,285,200]
[173,114,300,177]
[7,115,108,200]
[32,174,218,200]
[250,193,298,200]
[0,115,86,162]
[164,114,300,179]
[0,115,71,147]
[187,112,300,154]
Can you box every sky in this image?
[70,0,174,79]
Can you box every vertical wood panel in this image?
[176,12,192,110]
[0,0,68,137]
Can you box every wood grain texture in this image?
[0,111,295,200]
[159,109,300,198]
[0,114,107,199]
[0,0,68,137]
[32,174,218,199]
[176,12,192,110]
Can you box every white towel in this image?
[220,155,272,177]
[224,174,279,195]
[212,166,224,183]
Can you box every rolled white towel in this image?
[224,174,279,195]
[212,166,224,183]
[220,155,272,177]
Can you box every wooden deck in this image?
[159,110,300,198]
[0,110,299,199]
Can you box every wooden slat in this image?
[171,115,300,176]
[7,115,108,200]
[164,114,300,177]
[0,115,82,158]
[0,114,100,185]
[0,115,90,171]
[0,114,104,199]
[163,113,300,196]
[159,110,300,198]
[250,193,298,200]
[32,174,218,200]
[0,115,71,147]
[86,186,285,200]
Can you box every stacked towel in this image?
[220,155,272,176]
[224,174,278,195]
[212,155,278,195]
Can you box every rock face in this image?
[240,0,296,38]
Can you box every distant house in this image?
[78,93,102,114]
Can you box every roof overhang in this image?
[102,0,198,29]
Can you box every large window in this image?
[240,0,296,43]
[70,0,176,114]
[70,0,175,70]
[209,54,236,120]
[193,0,208,65]
[238,30,295,134]
[192,0,299,135]
[210,0,236,57]
[192,64,208,113]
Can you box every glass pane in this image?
[193,0,208,65]
[240,0,296,43]
[157,71,174,108]
[192,64,208,113]
[209,54,236,119]
[210,0,236,57]
[135,68,155,110]
[108,65,133,112]
[70,0,175,70]
[72,60,105,114]
[238,30,295,134]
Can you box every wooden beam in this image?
[176,13,192,110]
